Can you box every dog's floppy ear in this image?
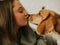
[54,13,60,34]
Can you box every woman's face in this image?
[13,0,28,27]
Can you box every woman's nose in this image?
[24,10,28,16]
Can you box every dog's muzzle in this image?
[27,14,31,19]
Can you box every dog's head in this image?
[28,9,50,25]
[29,9,51,25]
[28,9,54,32]
[29,9,60,35]
[29,14,42,25]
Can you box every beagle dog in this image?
[28,9,60,45]
[29,9,60,35]
[36,9,60,35]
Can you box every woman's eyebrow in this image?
[18,7,24,10]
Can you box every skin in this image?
[13,0,28,27]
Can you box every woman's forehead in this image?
[13,0,25,11]
[13,0,22,7]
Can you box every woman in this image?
[0,0,29,45]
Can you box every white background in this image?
[20,0,60,14]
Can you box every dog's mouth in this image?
[27,14,31,19]
[32,23,38,25]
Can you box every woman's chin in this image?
[21,22,28,26]
[24,22,28,26]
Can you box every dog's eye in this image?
[38,13,41,15]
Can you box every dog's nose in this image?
[28,14,31,17]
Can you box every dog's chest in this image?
[29,22,38,31]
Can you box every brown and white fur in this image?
[29,9,60,35]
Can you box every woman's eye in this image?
[18,7,25,13]
[18,7,24,13]
[19,10,23,13]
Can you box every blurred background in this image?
[20,0,60,14]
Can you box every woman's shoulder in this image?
[20,26,37,45]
